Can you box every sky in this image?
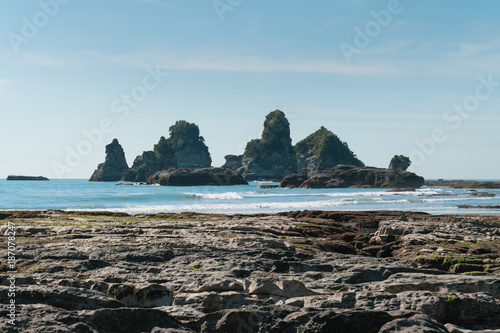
[0,0,499,180]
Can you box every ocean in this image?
[1,179,499,215]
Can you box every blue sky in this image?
[1,0,499,179]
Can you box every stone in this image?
[379,314,448,332]
[89,139,129,181]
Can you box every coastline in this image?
[1,210,499,332]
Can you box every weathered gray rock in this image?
[89,139,129,181]
[280,165,425,189]
[147,167,248,186]
[5,211,500,332]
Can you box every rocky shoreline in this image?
[1,210,499,332]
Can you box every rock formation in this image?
[280,165,425,189]
[147,167,248,186]
[89,139,129,181]
[121,151,162,182]
[389,155,411,171]
[6,175,49,181]
[295,126,364,173]
[223,110,296,180]
[4,210,500,331]
[122,121,212,182]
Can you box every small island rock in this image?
[7,175,49,181]
[89,139,129,182]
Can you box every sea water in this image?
[0,179,499,215]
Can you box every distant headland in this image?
[89,110,423,188]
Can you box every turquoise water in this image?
[0,179,499,215]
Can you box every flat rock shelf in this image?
[1,210,499,332]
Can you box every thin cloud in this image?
[110,53,399,75]
[0,79,12,86]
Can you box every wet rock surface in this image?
[1,210,499,332]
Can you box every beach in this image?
[1,210,499,332]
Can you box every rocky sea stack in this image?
[147,167,248,186]
[281,165,425,189]
[122,121,212,182]
[89,139,129,182]
[223,110,297,180]
[295,126,364,173]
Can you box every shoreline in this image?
[1,210,499,331]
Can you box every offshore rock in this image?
[121,121,211,182]
[7,175,49,181]
[230,110,297,180]
[295,126,364,173]
[281,165,425,189]
[146,167,248,186]
[89,139,129,181]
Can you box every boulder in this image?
[295,126,364,173]
[228,110,297,180]
[146,167,248,186]
[89,139,129,181]
[389,155,411,171]
[280,165,425,189]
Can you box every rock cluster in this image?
[223,111,369,181]
[1,210,499,332]
[89,121,212,183]
[280,165,425,189]
[123,121,212,182]
[89,139,129,181]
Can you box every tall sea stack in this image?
[223,110,296,180]
[89,139,129,181]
